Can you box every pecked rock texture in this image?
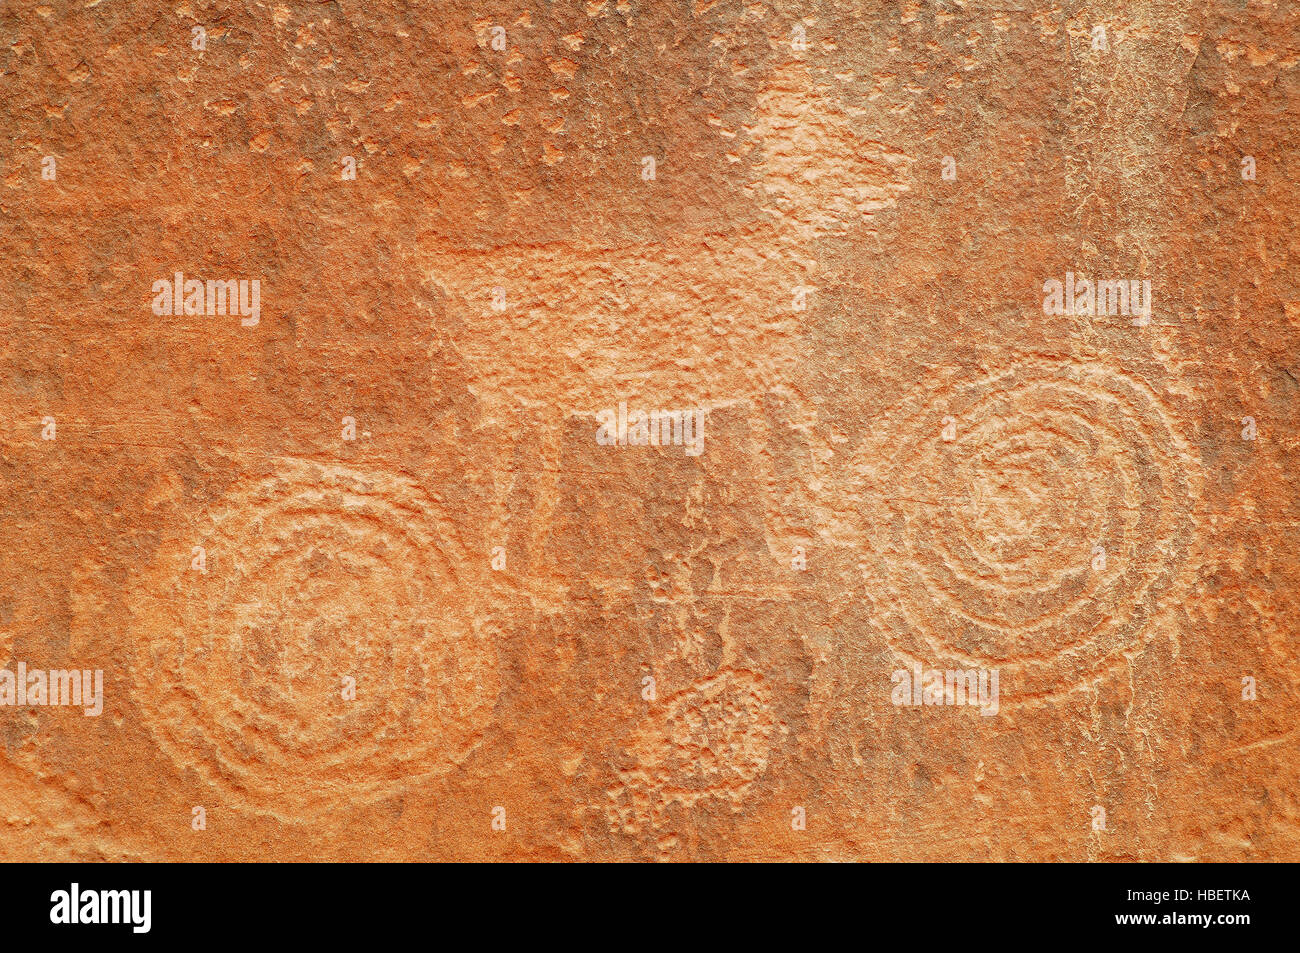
[0,0,1298,862]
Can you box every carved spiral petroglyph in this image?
[130,459,498,820]
[848,358,1196,698]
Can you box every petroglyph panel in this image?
[1,0,1297,863]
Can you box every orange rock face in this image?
[1,1,1297,861]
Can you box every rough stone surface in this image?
[1,1,1297,861]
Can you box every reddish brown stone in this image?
[1,0,1296,861]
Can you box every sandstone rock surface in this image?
[1,0,1297,861]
